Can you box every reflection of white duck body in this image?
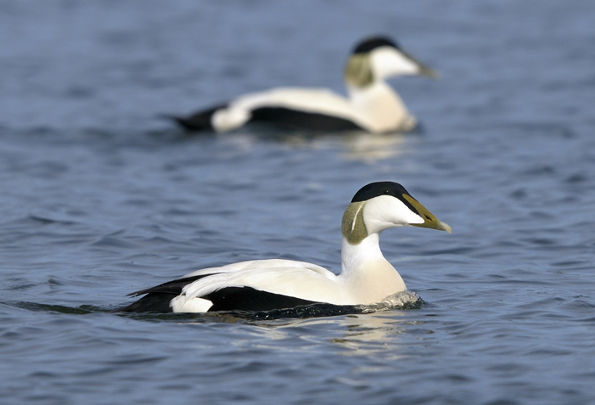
[170,36,436,134]
[123,182,450,313]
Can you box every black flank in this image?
[204,287,318,312]
[250,107,363,131]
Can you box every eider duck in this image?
[122,182,450,313]
[169,36,436,134]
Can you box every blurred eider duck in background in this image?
[122,182,450,313]
[169,36,437,134]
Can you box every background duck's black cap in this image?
[352,36,400,54]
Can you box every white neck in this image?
[341,233,383,273]
[339,233,406,304]
[346,81,416,133]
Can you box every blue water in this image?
[2,1,595,404]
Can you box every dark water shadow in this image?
[150,123,418,163]
[7,293,423,323]
[156,119,425,142]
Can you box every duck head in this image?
[341,181,451,244]
[344,36,437,88]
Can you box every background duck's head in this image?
[344,36,437,88]
[341,181,451,244]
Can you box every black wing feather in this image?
[127,274,213,297]
[119,274,215,313]
[167,104,227,131]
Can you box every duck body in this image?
[197,87,365,133]
[122,182,450,313]
[170,36,436,134]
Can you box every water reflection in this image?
[265,306,421,356]
[338,132,407,162]
[14,298,421,359]
[264,311,411,357]
[329,312,409,356]
[216,129,409,163]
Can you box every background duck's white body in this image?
[210,84,416,134]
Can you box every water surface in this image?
[1,1,595,404]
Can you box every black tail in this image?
[162,104,227,132]
[119,293,178,313]
[119,275,209,313]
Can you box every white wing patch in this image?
[170,296,213,313]
[170,259,350,312]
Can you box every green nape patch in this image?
[344,54,374,88]
[341,201,368,244]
